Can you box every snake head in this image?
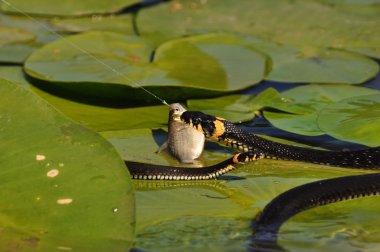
[180,111,219,137]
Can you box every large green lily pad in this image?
[24,32,268,102]
[0,66,169,132]
[0,42,39,63]
[263,85,380,136]
[0,26,35,46]
[137,0,380,54]
[0,12,61,43]
[0,78,134,251]
[51,14,134,33]
[188,85,380,137]
[317,94,380,146]
[0,0,138,17]
[188,94,259,123]
[245,38,379,84]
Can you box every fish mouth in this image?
[169,103,187,121]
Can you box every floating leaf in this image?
[0,26,35,46]
[189,84,380,137]
[317,94,380,146]
[51,14,134,33]
[0,42,39,63]
[0,66,168,132]
[345,47,380,60]
[0,78,134,251]
[0,13,60,43]
[24,32,268,102]
[245,38,379,84]
[1,0,138,17]
[188,94,258,123]
[137,0,380,50]
[263,85,380,136]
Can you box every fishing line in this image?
[1,0,169,106]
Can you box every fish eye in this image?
[175,108,179,111]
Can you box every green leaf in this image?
[137,0,380,50]
[263,84,380,136]
[0,66,169,132]
[188,94,258,123]
[0,0,138,17]
[345,47,380,60]
[24,32,268,102]
[0,12,61,43]
[154,34,268,90]
[0,26,35,46]
[189,84,380,137]
[0,42,39,64]
[245,38,379,84]
[0,78,134,251]
[317,94,380,146]
[51,15,134,33]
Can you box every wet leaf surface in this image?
[318,94,380,146]
[24,32,268,102]
[1,0,138,17]
[0,78,134,251]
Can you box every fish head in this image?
[169,103,186,121]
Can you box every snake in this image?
[126,106,380,250]
[127,109,380,180]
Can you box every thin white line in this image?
[0,0,169,106]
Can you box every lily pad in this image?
[188,84,380,137]
[345,47,380,60]
[137,0,380,51]
[245,38,379,84]
[188,94,258,123]
[0,13,61,43]
[0,42,40,64]
[0,66,169,132]
[317,94,380,146]
[24,32,268,102]
[263,85,380,136]
[0,26,35,46]
[0,0,138,17]
[0,78,134,250]
[51,14,134,33]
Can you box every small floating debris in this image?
[47,169,59,178]
[57,246,72,251]
[57,198,73,205]
[36,154,46,161]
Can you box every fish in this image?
[158,103,205,163]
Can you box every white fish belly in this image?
[169,125,205,163]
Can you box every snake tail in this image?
[125,158,238,180]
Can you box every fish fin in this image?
[157,141,168,154]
